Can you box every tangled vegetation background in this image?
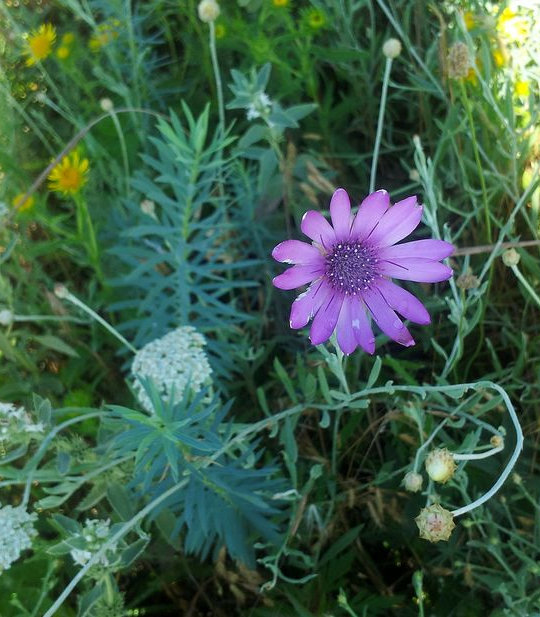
[0,0,539,615]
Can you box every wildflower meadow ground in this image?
[0,1,539,616]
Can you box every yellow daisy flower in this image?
[56,46,70,60]
[62,32,75,45]
[497,7,529,42]
[515,80,530,97]
[89,19,121,52]
[215,23,226,39]
[25,23,56,66]
[305,8,327,30]
[272,0,289,6]
[492,49,505,68]
[12,192,35,212]
[463,11,475,30]
[48,151,89,196]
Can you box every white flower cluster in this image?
[0,402,44,448]
[0,504,38,572]
[131,326,213,413]
[70,518,118,568]
[246,91,273,121]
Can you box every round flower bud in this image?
[425,448,456,484]
[502,248,520,267]
[403,471,423,493]
[0,309,14,326]
[54,283,69,299]
[447,42,471,79]
[198,0,220,23]
[490,435,504,448]
[100,98,114,112]
[382,38,402,59]
[415,504,455,542]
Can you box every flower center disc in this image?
[325,241,378,295]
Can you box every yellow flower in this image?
[492,49,505,68]
[515,80,530,97]
[12,192,35,212]
[215,23,226,39]
[56,46,70,60]
[497,7,529,42]
[48,151,89,196]
[62,32,75,45]
[25,23,56,66]
[465,67,478,86]
[305,8,327,30]
[272,0,289,6]
[89,19,120,52]
[463,11,475,30]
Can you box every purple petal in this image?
[301,210,336,249]
[376,278,430,325]
[362,287,415,347]
[330,188,352,241]
[272,240,324,265]
[309,292,343,345]
[290,279,332,329]
[350,297,375,354]
[378,259,453,283]
[336,297,358,355]
[273,265,324,290]
[369,196,423,247]
[350,190,390,242]
[378,239,454,261]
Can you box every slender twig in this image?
[370,57,393,193]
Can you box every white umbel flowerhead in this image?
[0,504,38,572]
[198,0,220,23]
[69,519,118,568]
[0,401,44,448]
[382,38,402,59]
[131,326,213,413]
[425,448,457,484]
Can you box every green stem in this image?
[109,109,131,196]
[370,57,393,193]
[58,288,138,354]
[459,80,492,243]
[208,22,225,131]
[511,264,540,310]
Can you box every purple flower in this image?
[272,188,454,355]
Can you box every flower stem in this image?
[57,288,138,354]
[511,264,540,310]
[370,57,393,193]
[459,80,492,243]
[209,22,225,131]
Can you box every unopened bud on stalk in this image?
[415,504,455,542]
[0,309,14,326]
[54,283,69,299]
[100,98,114,112]
[382,38,402,59]
[198,0,220,23]
[403,471,423,493]
[502,248,520,267]
[425,448,456,484]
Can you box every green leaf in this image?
[33,335,79,358]
[107,483,135,520]
[366,356,382,388]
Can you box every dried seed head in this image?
[415,503,455,542]
[457,272,480,290]
[425,448,457,484]
[447,42,471,79]
[403,471,423,493]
